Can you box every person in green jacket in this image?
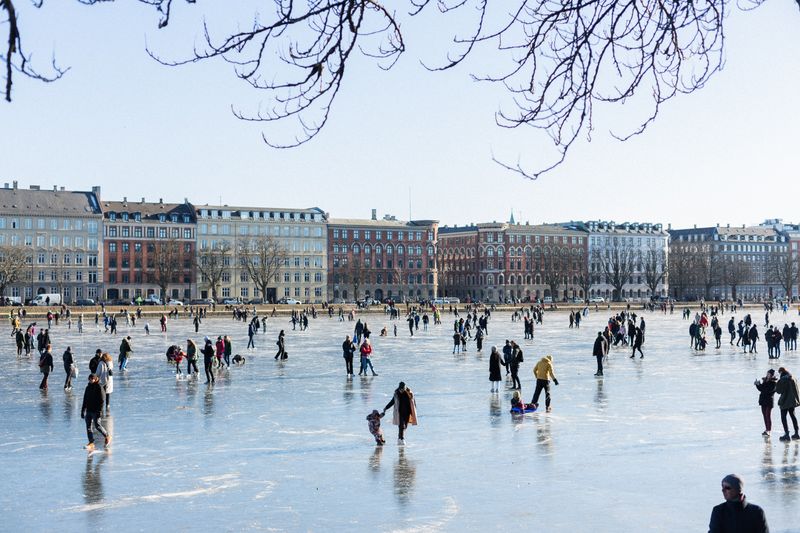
[186,339,199,376]
[775,367,800,441]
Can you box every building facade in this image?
[196,205,327,303]
[563,220,669,301]
[0,182,103,303]
[438,222,588,303]
[327,214,438,302]
[102,198,196,302]
[668,223,786,301]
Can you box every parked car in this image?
[167,300,183,306]
[2,297,22,306]
[222,298,243,305]
[589,297,605,303]
[248,298,264,305]
[75,299,96,306]
[543,296,553,304]
[279,298,301,305]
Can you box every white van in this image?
[31,293,62,306]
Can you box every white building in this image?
[566,220,669,301]
[0,182,103,303]
[195,205,327,303]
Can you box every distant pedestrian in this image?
[38,344,54,390]
[489,345,504,392]
[593,331,608,376]
[63,346,75,390]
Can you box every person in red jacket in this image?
[359,339,378,376]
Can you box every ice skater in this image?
[754,369,777,437]
[81,374,110,451]
[366,410,385,445]
[383,382,417,444]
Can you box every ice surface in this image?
[1,308,799,532]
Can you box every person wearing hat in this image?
[754,369,778,437]
[89,349,102,374]
[383,382,417,444]
[708,474,768,533]
[530,355,559,413]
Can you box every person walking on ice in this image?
[383,382,417,444]
[530,355,559,413]
[81,374,111,451]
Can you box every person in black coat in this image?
[63,346,74,390]
[489,346,504,392]
[593,332,608,376]
[708,474,768,533]
[755,369,778,437]
[342,335,356,377]
[38,345,53,390]
[274,330,286,360]
[80,374,109,450]
[201,338,216,384]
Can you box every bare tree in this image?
[0,245,28,303]
[4,0,747,174]
[642,246,668,298]
[695,244,722,300]
[668,244,694,300]
[720,255,752,301]
[766,249,800,301]
[342,257,365,302]
[148,242,180,302]
[239,236,286,303]
[540,246,567,302]
[196,241,231,302]
[594,240,636,302]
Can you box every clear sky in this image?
[3,1,799,230]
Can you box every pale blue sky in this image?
[3,1,799,229]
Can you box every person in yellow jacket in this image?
[530,355,559,412]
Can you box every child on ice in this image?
[366,409,386,445]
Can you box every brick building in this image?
[327,213,438,302]
[438,222,587,303]
[102,198,197,302]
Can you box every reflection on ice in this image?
[0,310,798,530]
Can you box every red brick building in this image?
[327,213,438,302]
[438,222,588,303]
[102,198,196,302]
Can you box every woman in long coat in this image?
[489,346,504,392]
[383,382,417,443]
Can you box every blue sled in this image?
[510,406,537,414]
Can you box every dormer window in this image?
[171,214,178,223]
[134,213,141,222]
[109,213,116,221]
[122,213,129,221]
[159,214,166,222]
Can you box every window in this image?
[376,231,382,240]
[109,242,117,253]
[333,229,339,239]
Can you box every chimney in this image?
[12,180,17,189]
[727,223,730,228]
[159,198,163,204]
[184,197,189,204]
[141,197,145,203]
[371,209,377,221]
[3,183,7,189]
[716,223,719,228]
[60,186,65,191]
[123,196,127,205]
[91,186,101,201]
[53,185,57,192]
[693,224,697,229]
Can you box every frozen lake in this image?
[1,307,798,531]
